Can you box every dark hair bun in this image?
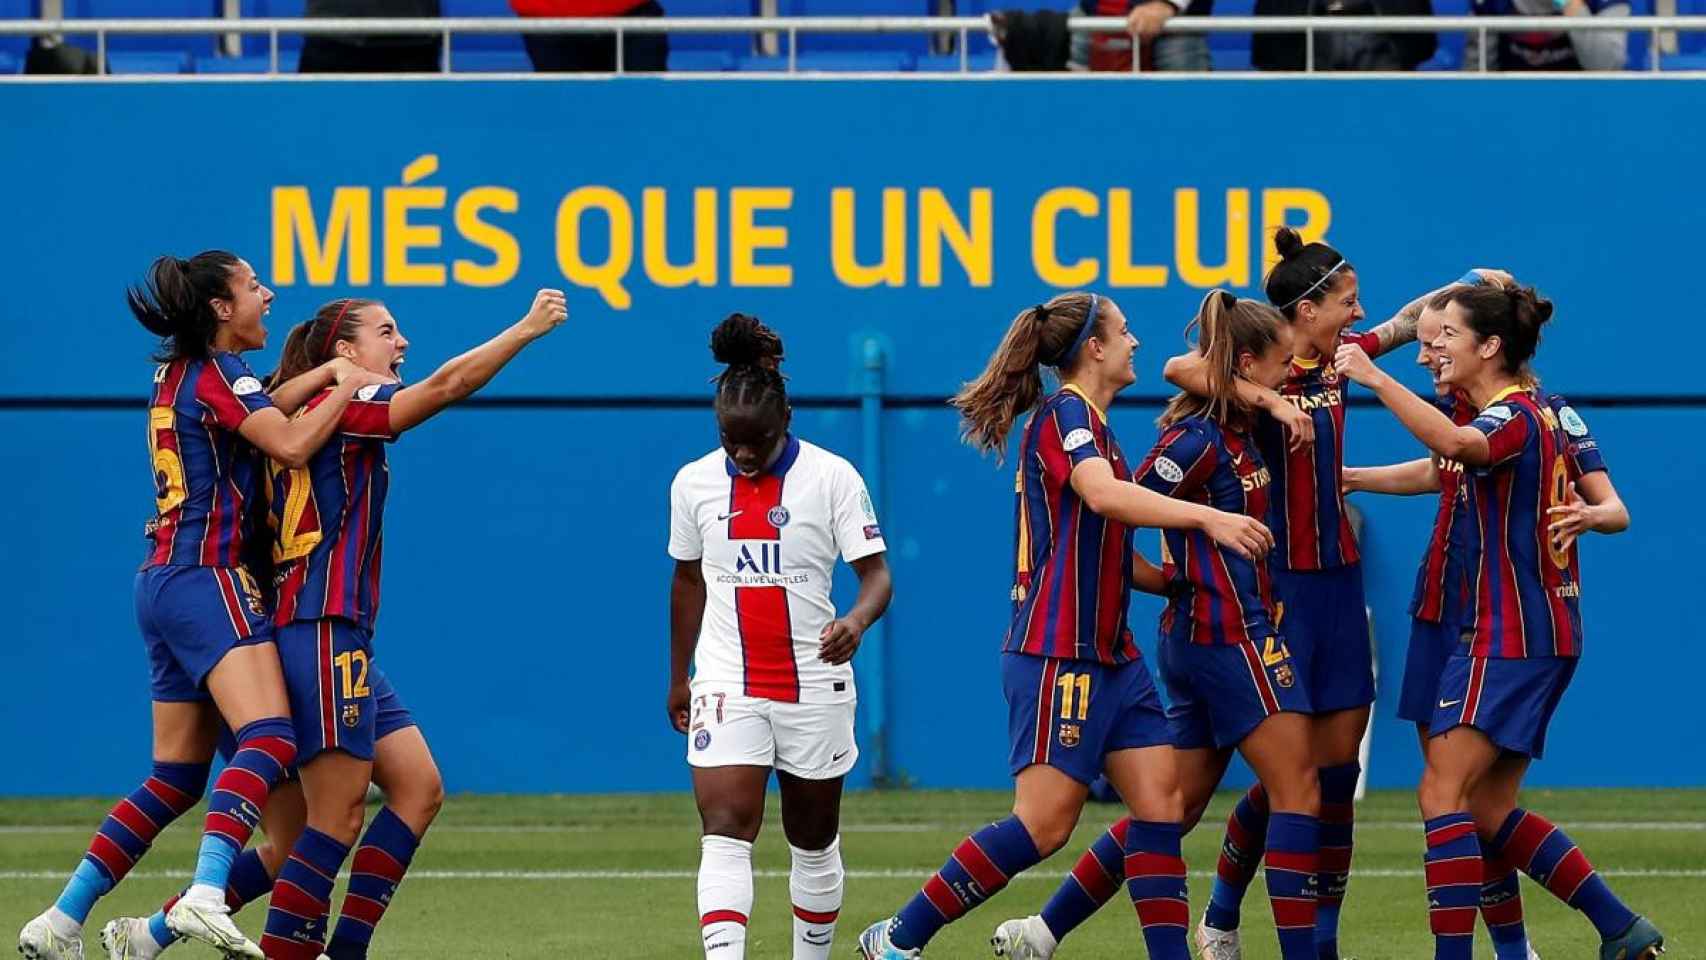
[710,313,784,369]
[1510,286,1554,329]
[1273,226,1306,261]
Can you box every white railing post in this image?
[1306,22,1314,71]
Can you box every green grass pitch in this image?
[3,789,1699,958]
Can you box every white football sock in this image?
[698,834,753,959]
[789,836,844,960]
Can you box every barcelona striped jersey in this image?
[269,384,401,632]
[1462,387,1603,659]
[1006,385,1138,666]
[142,353,276,569]
[1134,415,1278,647]
[1410,395,1475,624]
[1253,330,1381,572]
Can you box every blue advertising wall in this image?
[2,78,1702,795]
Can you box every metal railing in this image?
[2,15,1702,74]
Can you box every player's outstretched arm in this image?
[1070,457,1273,560]
[1130,550,1168,595]
[668,559,706,733]
[1334,344,1492,466]
[818,554,892,666]
[240,362,390,467]
[388,288,568,435]
[1343,458,1439,496]
[1162,351,1313,449]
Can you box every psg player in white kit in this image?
[667,313,894,960]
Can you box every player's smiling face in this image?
[337,304,409,381]
[1416,308,1450,396]
[718,404,791,477]
[216,259,273,352]
[1299,270,1363,356]
[1084,301,1139,390]
[1240,323,1294,391]
[1431,300,1495,390]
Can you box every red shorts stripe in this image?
[952,838,1009,894]
[1238,641,1281,715]
[734,585,799,702]
[701,909,748,927]
[1461,656,1488,727]
[213,569,252,640]
[792,905,839,924]
[319,621,339,752]
[1132,897,1190,928]
[1033,659,1059,767]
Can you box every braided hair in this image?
[711,313,787,419]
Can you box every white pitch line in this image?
[2,868,1703,882]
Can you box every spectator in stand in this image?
[1075,0,1211,72]
[1252,0,1436,70]
[299,0,443,73]
[512,0,669,72]
[1464,0,1628,70]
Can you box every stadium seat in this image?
[778,0,934,53]
[668,48,738,69]
[0,0,33,67]
[449,48,532,70]
[1204,0,1251,70]
[739,49,917,67]
[0,51,16,72]
[443,0,525,51]
[193,49,301,71]
[669,0,758,57]
[915,48,997,68]
[65,0,219,56]
[105,50,191,71]
[240,0,306,55]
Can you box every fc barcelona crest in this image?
[1058,723,1081,748]
[342,703,361,728]
[1273,663,1296,689]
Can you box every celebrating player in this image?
[18,252,387,960]
[247,289,567,960]
[666,313,893,960]
[1333,283,1663,960]
[993,292,1324,960]
[855,291,1272,960]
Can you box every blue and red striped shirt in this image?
[1410,395,1475,624]
[1134,415,1278,647]
[1463,387,1587,658]
[1254,330,1381,572]
[1005,385,1139,665]
[270,384,400,632]
[142,353,276,569]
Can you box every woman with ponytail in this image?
[1335,286,1664,960]
[19,253,388,960]
[244,288,566,960]
[857,292,1271,960]
[1162,229,1507,960]
[666,313,893,960]
[993,292,1325,960]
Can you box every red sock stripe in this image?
[1429,905,1479,936]
[110,799,161,842]
[244,736,298,768]
[1425,819,1477,846]
[1109,818,1133,846]
[1071,852,1120,901]
[1224,815,1257,851]
[268,879,328,922]
[1264,850,1317,874]
[351,845,408,883]
[162,893,183,915]
[1270,896,1317,929]
[952,838,1009,894]
[1500,812,1553,869]
[142,776,197,811]
[286,852,335,883]
[213,768,271,806]
[1243,784,1270,816]
[1133,897,1190,928]
[1482,854,1517,882]
[1320,801,1355,824]
[1124,852,1187,879]
[1215,855,1248,884]
[87,834,134,877]
[1547,847,1595,902]
[792,905,840,924]
[338,891,387,926]
[1318,846,1353,873]
[1426,857,1484,887]
[1481,897,1525,927]
[922,874,964,919]
[700,910,748,927]
[259,934,323,960]
[204,811,252,846]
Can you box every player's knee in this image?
[1417,767,1465,818]
[699,806,763,843]
[394,768,445,828]
[1013,809,1076,857]
[1266,768,1320,816]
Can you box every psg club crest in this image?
[342,703,361,728]
[767,505,791,528]
[1058,722,1081,748]
[694,729,712,751]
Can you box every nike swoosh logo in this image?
[831,750,849,763]
[717,511,743,521]
[803,931,833,945]
[1439,699,1462,709]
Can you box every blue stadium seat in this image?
[450,48,531,69]
[779,0,934,52]
[914,49,997,68]
[1205,0,1251,70]
[1674,0,1705,52]
[65,0,219,55]
[240,0,306,54]
[106,50,190,71]
[739,49,917,67]
[0,0,33,65]
[669,0,757,55]
[193,49,301,71]
[444,0,524,50]
[669,48,738,69]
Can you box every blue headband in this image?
[1046,293,1100,368]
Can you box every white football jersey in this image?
[668,437,886,705]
